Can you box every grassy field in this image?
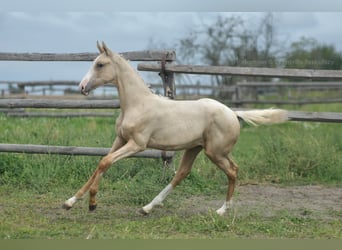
[0,103,341,239]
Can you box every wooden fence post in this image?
[234,85,242,107]
[159,52,176,99]
[157,51,176,167]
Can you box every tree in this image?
[177,13,279,87]
[284,36,342,70]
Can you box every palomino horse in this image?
[63,42,288,216]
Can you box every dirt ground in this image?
[1,184,341,239]
[3,184,339,222]
[176,184,342,220]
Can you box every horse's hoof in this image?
[89,204,97,211]
[138,208,149,216]
[62,203,72,210]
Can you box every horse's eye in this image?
[97,63,104,68]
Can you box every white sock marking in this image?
[65,196,77,207]
[142,184,173,213]
[216,200,233,216]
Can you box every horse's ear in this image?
[102,41,113,56]
[97,41,104,53]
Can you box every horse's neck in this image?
[113,54,153,110]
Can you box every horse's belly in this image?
[147,125,204,150]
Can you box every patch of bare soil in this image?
[27,184,341,222]
[176,185,342,220]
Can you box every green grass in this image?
[0,103,341,239]
[234,122,342,185]
[1,105,341,190]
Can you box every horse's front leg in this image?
[62,139,142,211]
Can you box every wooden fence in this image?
[0,51,176,61]
[232,81,342,105]
[0,143,174,159]
[0,51,342,159]
[1,80,341,106]
[137,63,342,79]
[0,99,342,122]
[0,51,176,159]
[0,99,341,123]
[0,51,176,99]
[138,63,342,105]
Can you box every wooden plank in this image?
[229,99,342,105]
[0,99,120,109]
[6,112,114,118]
[0,143,174,158]
[170,84,235,91]
[0,108,25,113]
[0,50,176,62]
[2,80,147,89]
[3,80,340,90]
[287,111,342,123]
[1,99,341,122]
[0,52,98,61]
[122,50,176,61]
[138,63,342,79]
[237,81,342,87]
[232,108,342,123]
[16,81,80,87]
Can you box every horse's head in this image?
[79,41,117,96]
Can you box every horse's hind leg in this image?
[140,146,202,215]
[206,152,238,216]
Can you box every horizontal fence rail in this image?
[236,81,342,88]
[230,99,342,105]
[0,143,174,158]
[0,99,120,109]
[1,80,340,106]
[0,80,81,87]
[0,51,176,62]
[138,63,342,79]
[6,110,342,122]
[6,112,115,118]
[285,111,342,123]
[232,109,342,123]
[0,99,341,123]
[2,80,341,90]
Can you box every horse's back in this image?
[197,98,239,126]
[158,97,239,131]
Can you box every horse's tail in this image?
[234,109,288,126]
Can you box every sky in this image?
[1,5,342,83]
[3,12,342,53]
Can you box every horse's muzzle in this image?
[80,83,89,95]
[79,75,91,96]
